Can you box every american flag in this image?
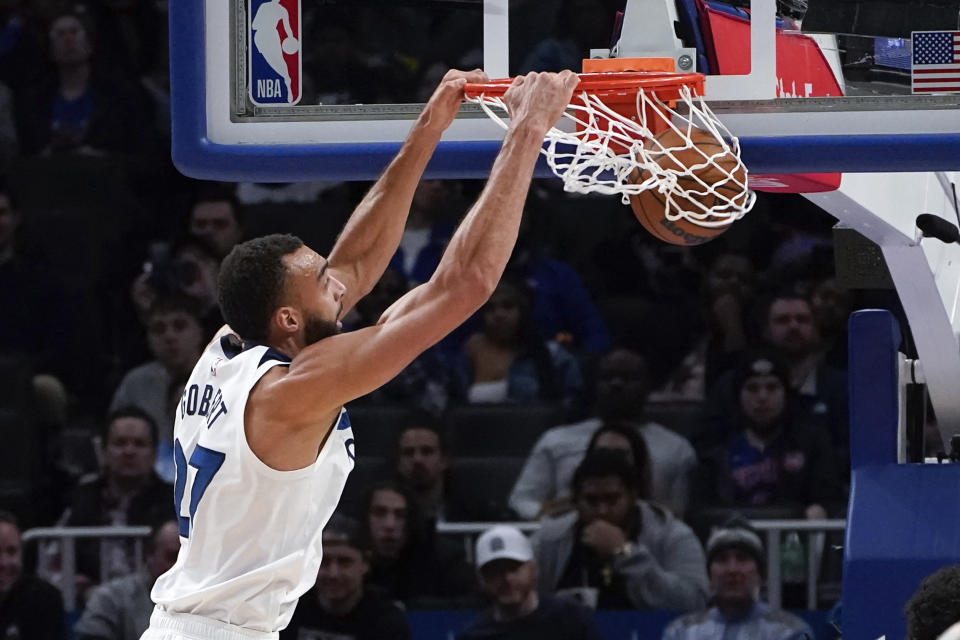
[912,31,960,93]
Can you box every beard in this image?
[304,314,340,345]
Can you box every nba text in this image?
[256,79,283,100]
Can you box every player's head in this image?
[395,413,447,492]
[317,514,369,610]
[475,525,537,618]
[586,422,652,501]
[705,518,764,609]
[0,510,22,596]
[905,565,960,640]
[102,407,158,481]
[218,234,346,348]
[145,520,180,581]
[571,449,639,528]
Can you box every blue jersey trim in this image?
[258,347,292,367]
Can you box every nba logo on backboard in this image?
[248,0,301,105]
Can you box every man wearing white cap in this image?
[457,525,602,640]
[662,519,812,640]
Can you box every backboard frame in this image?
[170,0,960,182]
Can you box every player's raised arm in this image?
[326,68,488,316]
[270,71,580,424]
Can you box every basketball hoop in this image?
[463,71,755,231]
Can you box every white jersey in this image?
[150,334,354,633]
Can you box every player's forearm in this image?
[433,122,545,294]
[328,118,444,297]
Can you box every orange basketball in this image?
[628,127,747,246]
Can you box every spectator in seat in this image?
[58,408,173,587]
[533,450,708,612]
[73,519,180,640]
[281,515,411,640]
[452,278,584,409]
[510,348,697,518]
[394,416,512,522]
[662,518,813,640]
[0,178,71,418]
[458,524,603,640]
[503,208,610,354]
[702,291,848,460]
[585,422,653,502]
[655,251,757,401]
[392,179,459,286]
[905,565,960,640]
[188,187,245,260]
[131,237,224,340]
[362,481,475,607]
[15,9,156,156]
[694,352,842,519]
[0,510,66,639]
[110,294,205,479]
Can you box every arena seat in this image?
[346,405,412,458]
[443,404,564,457]
[643,399,705,441]
[336,456,389,519]
[445,457,526,518]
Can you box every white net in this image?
[466,84,756,229]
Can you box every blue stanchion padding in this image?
[843,309,960,638]
[843,464,960,639]
[847,309,901,470]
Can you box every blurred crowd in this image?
[0,0,912,639]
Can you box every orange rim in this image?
[463,71,705,101]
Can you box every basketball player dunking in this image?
[140,69,580,640]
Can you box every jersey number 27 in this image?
[174,439,226,538]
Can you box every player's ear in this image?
[274,306,300,334]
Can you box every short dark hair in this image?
[104,406,159,448]
[763,289,812,322]
[586,422,652,500]
[905,565,960,640]
[147,292,203,324]
[145,519,179,555]
[571,449,640,496]
[218,234,304,342]
[395,411,446,457]
[323,514,369,552]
